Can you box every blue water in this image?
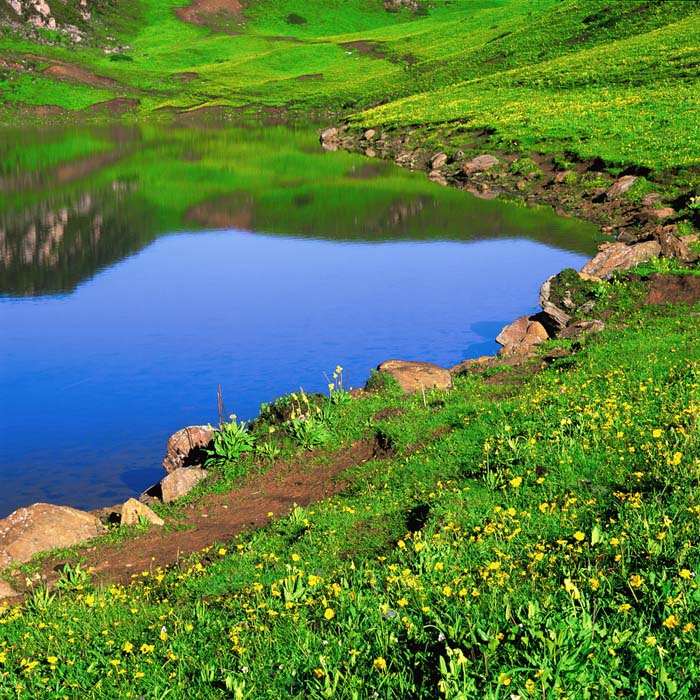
[0,229,588,516]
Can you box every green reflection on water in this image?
[0,123,598,297]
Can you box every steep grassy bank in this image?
[2,271,700,698]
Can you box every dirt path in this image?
[21,438,387,594]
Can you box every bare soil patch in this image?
[83,98,140,116]
[644,273,700,305]
[38,62,120,90]
[174,0,245,30]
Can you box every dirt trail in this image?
[20,439,386,594]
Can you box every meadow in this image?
[1,270,700,698]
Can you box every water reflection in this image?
[0,123,598,517]
[1,123,598,297]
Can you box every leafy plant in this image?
[286,415,332,449]
[205,415,256,466]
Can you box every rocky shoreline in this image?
[1,122,699,601]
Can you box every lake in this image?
[0,122,598,517]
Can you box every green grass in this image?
[1,0,698,177]
[1,275,700,698]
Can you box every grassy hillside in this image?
[1,0,699,175]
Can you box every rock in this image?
[649,207,676,221]
[160,467,208,504]
[449,356,493,375]
[461,154,499,175]
[162,425,214,474]
[653,225,699,263]
[365,147,376,158]
[428,170,448,186]
[320,126,338,141]
[558,320,605,340]
[363,129,376,141]
[0,580,17,601]
[430,152,448,169]
[0,504,106,572]
[617,228,653,245]
[496,315,549,356]
[605,175,637,200]
[554,170,573,184]
[581,241,661,279]
[120,498,164,527]
[641,192,663,207]
[538,276,571,332]
[374,360,452,393]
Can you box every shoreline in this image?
[1,116,698,595]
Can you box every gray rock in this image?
[559,320,605,340]
[430,152,448,169]
[461,154,499,175]
[605,175,637,200]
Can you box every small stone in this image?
[605,175,637,200]
[120,498,165,527]
[461,154,499,175]
[363,128,376,141]
[430,152,448,169]
[365,147,376,158]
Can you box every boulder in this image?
[374,360,452,393]
[581,241,661,279]
[160,467,207,504]
[461,154,499,175]
[365,147,376,158]
[496,315,549,356]
[0,504,106,572]
[605,175,637,200]
[430,152,448,169]
[162,425,214,473]
[363,129,376,141]
[120,498,164,527]
[653,225,699,263]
